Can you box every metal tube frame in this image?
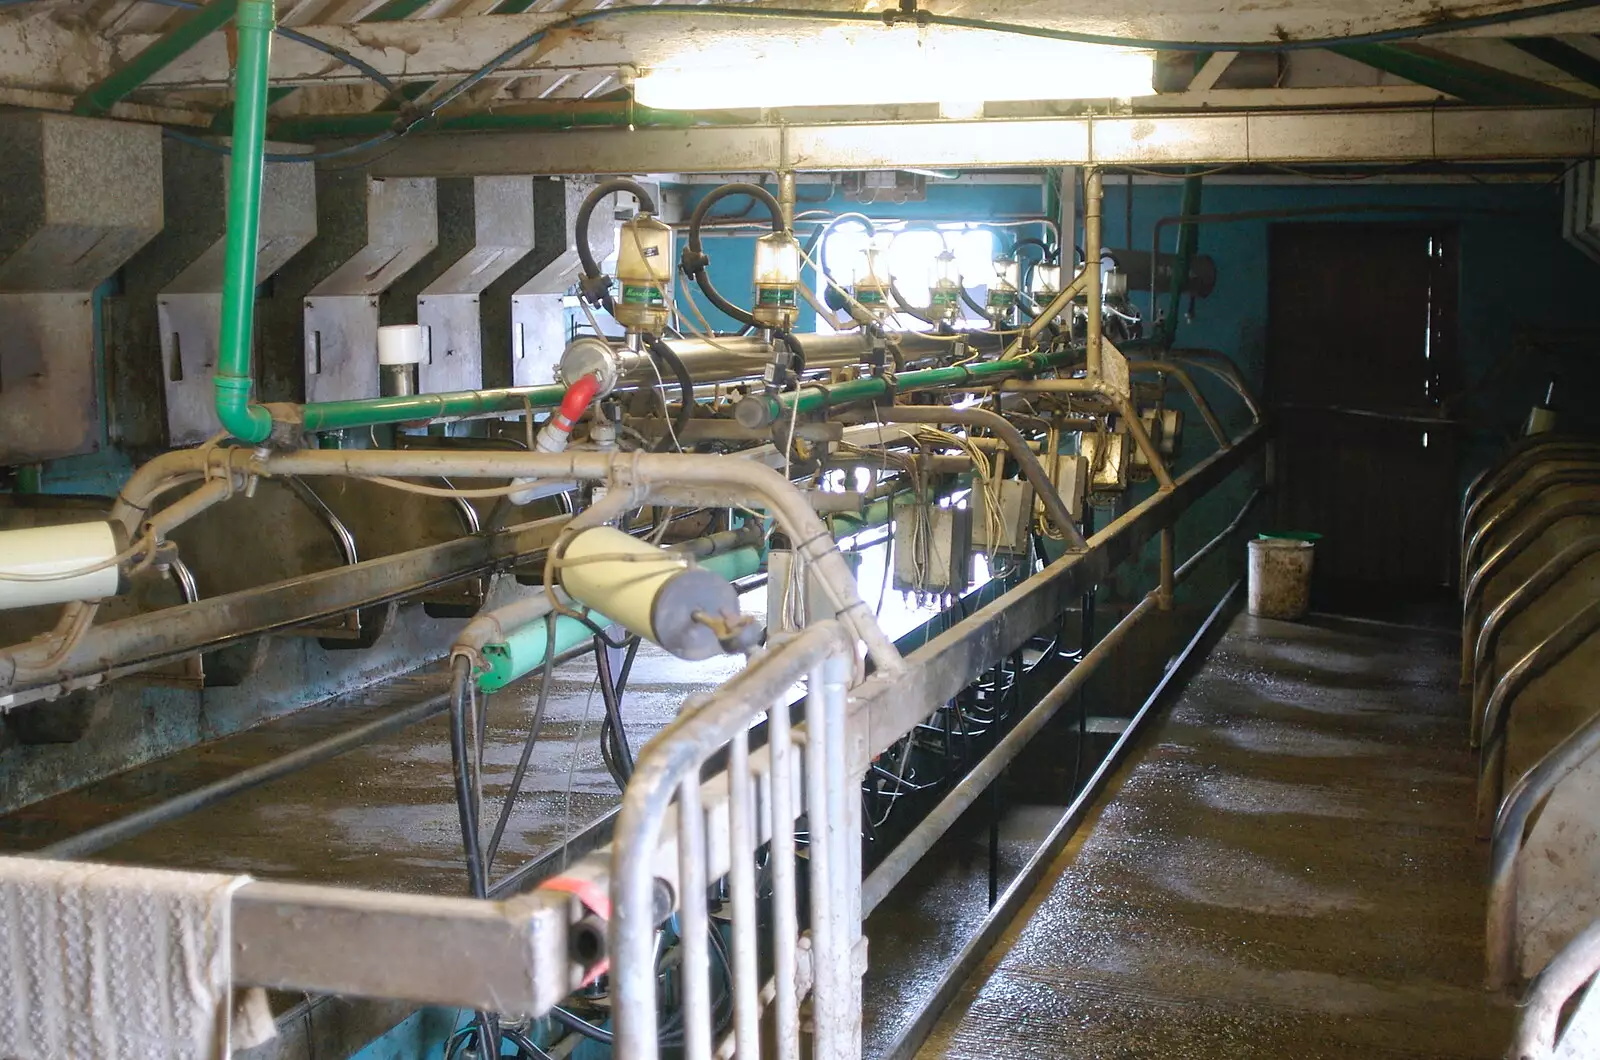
[1476,599,1600,837]
[1508,916,1600,1056]
[1469,535,1600,747]
[1460,497,1600,687]
[1487,710,1600,991]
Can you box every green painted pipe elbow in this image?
[213,0,277,445]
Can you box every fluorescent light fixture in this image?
[633,39,1154,111]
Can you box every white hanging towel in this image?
[0,856,269,1060]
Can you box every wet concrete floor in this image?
[918,611,1511,1060]
[0,539,952,899]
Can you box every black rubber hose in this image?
[682,182,784,328]
[646,333,697,438]
[889,280,938,327]
[1013,236,1055,264]
[773,328,808,379]
[575,179,659,312]
[448,656,487,900]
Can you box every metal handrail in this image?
[1462,437,1600,536]
[1462,470,1600,592]
[1487,713,1600,991]
[1460,497,1600,687]
[1126,360,1231,448]
[1462,442,1600,571]
[611,621,859,1060]
[1470,534,1600,746]
[1508,916,1600,1056]
[1476,599,1600,836]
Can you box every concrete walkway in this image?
[920,611,1510,1060]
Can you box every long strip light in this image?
[633,39,1154,110]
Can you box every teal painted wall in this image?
[1097,177,1600,600]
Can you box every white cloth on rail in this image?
[0,855,272,1060]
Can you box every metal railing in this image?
[1509,916,1600,1059]
[609,620,862,1059]
[1487,707,1600,990]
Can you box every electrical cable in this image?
[644,332,698,438]
[135,0,398,93]
[484,619,557,871]
[448,655,490,900]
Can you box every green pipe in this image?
[1162,173,1203,349]
[74,0,239,117]
[742,346,1077,425]
[213,0,277,446]
[696,546,764,583]
[13,466,41,494]
[299,383,568,433]
[478,544,765,691]
[479,612,600,693]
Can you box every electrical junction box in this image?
[1050,453,1088,521]
[1133,408,1184,466]
[1080,431,1132,491]
[972,479,1034,555]
[767,548,863,630]
[893,498,973,595]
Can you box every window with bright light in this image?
[817,223,996,331]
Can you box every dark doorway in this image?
[1267,223,1460,610]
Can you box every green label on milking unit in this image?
[757,286,797,308]
[856,288,886,306]
[621,284,665,306]
[987,290,1017,310]
[931,289,958,307]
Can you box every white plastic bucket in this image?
[1247,537,1314,620]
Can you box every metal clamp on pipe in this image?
[556,527,761,660]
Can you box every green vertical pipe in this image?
[1162,173,1203,349]
[214,0,276,445]
[14,466,41,494]
[74,0,239,116]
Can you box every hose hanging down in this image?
[680,182,784,329]
[574,178,659,314]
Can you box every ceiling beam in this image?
[75,0,236,115]
[360,105,1600,177]
[1187,51,1238,92]
[1330,42,1588,104]
[1506,36,1600,89]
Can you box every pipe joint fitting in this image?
[235,0,276,31]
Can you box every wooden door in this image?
[1267,223,1460,597]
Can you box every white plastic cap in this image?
[378,324,425,365]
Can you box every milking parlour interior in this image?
[3,1,1600,1055]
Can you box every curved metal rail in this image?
[1470,535,1600,746]
[1463,470,1600,592]
[1476,599,1600,836]
[1460,497,1600,686]
[1508,916,1600,1057]
[1487,709,1600,990]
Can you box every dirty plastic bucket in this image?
[1248,537,1315,620]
